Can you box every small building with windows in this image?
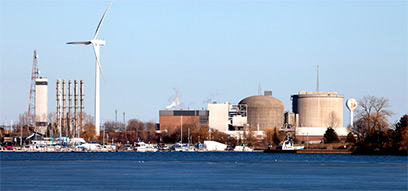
[159,110,209,132]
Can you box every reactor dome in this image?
[239,95,284,130]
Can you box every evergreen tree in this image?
[324,127,339,143]
[346,132,355,143]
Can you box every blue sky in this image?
[1,0,407,126]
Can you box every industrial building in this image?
[56,79,85,138]
[291,92,349,143]
[208,102,247,132]
[159,110,209,132]
[35,77,48,134]
[159,91,350,144]
[239,92,284,131]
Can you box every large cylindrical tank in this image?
[292,92,344,128]
[239,95,284,130]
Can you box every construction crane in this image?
[28,50,39,126]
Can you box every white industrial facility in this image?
[35,77,48,134]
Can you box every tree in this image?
[393,114,408,152]
[345,132,355,143]
[351,96,403,154]
[354,96,393,142]
[326,111,340,128]
[263,128,274,146]
[272,128,281,145]
[81,124,97,142]
[324,127,339,143]
[191,125,209,143]
[103,121,123,132]
[18,112,35,128]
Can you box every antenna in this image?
[258,83,261,95]
[317,65,319,92]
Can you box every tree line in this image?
[321,96,407,155]
[3,95,406,155]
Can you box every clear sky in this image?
[1,0,407,126]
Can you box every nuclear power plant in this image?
[56,79,85,138]
[159,90,350,143]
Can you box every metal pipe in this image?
[80,80,84,134]
[74,80,78,137]
[56,79,61,142]
[68,80,72,137]
[62,80,66,136]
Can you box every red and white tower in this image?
[28,50,39,126]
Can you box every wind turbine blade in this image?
[92,44,107,82]
[93,0,114,40]
[67,41,92,45]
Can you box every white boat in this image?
[204,141,227,151]
[233,146,253,152]
[281,140,304,150]
[76,142,102,151]
[145,144,158,152]
[135,142,153,152]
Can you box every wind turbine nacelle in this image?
[91,40,106,46]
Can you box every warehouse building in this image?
[159,110,209,132]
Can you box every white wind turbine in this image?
[67,0,113,136]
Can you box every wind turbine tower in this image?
[67,0,113,136]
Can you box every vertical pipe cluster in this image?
[56,79,84,138]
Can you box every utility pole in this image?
[123,112,126,143]
[19,121,22,147]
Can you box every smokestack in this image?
[56,79,61,137]
[68,80,72,137]
[62,79,66,135]
[74,80,78,137]
[80,80,84,132]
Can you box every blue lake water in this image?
[1,152,407,191]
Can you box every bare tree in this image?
[353,96,393,150]
[326,111,340,128]
[357,96,393,118]
[18,112,35,128]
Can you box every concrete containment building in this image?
[35,77,48,134]
[291,92,348,143]
[239,93,284,130]
[291,92,344,128]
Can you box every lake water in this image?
[1,152,407,190]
